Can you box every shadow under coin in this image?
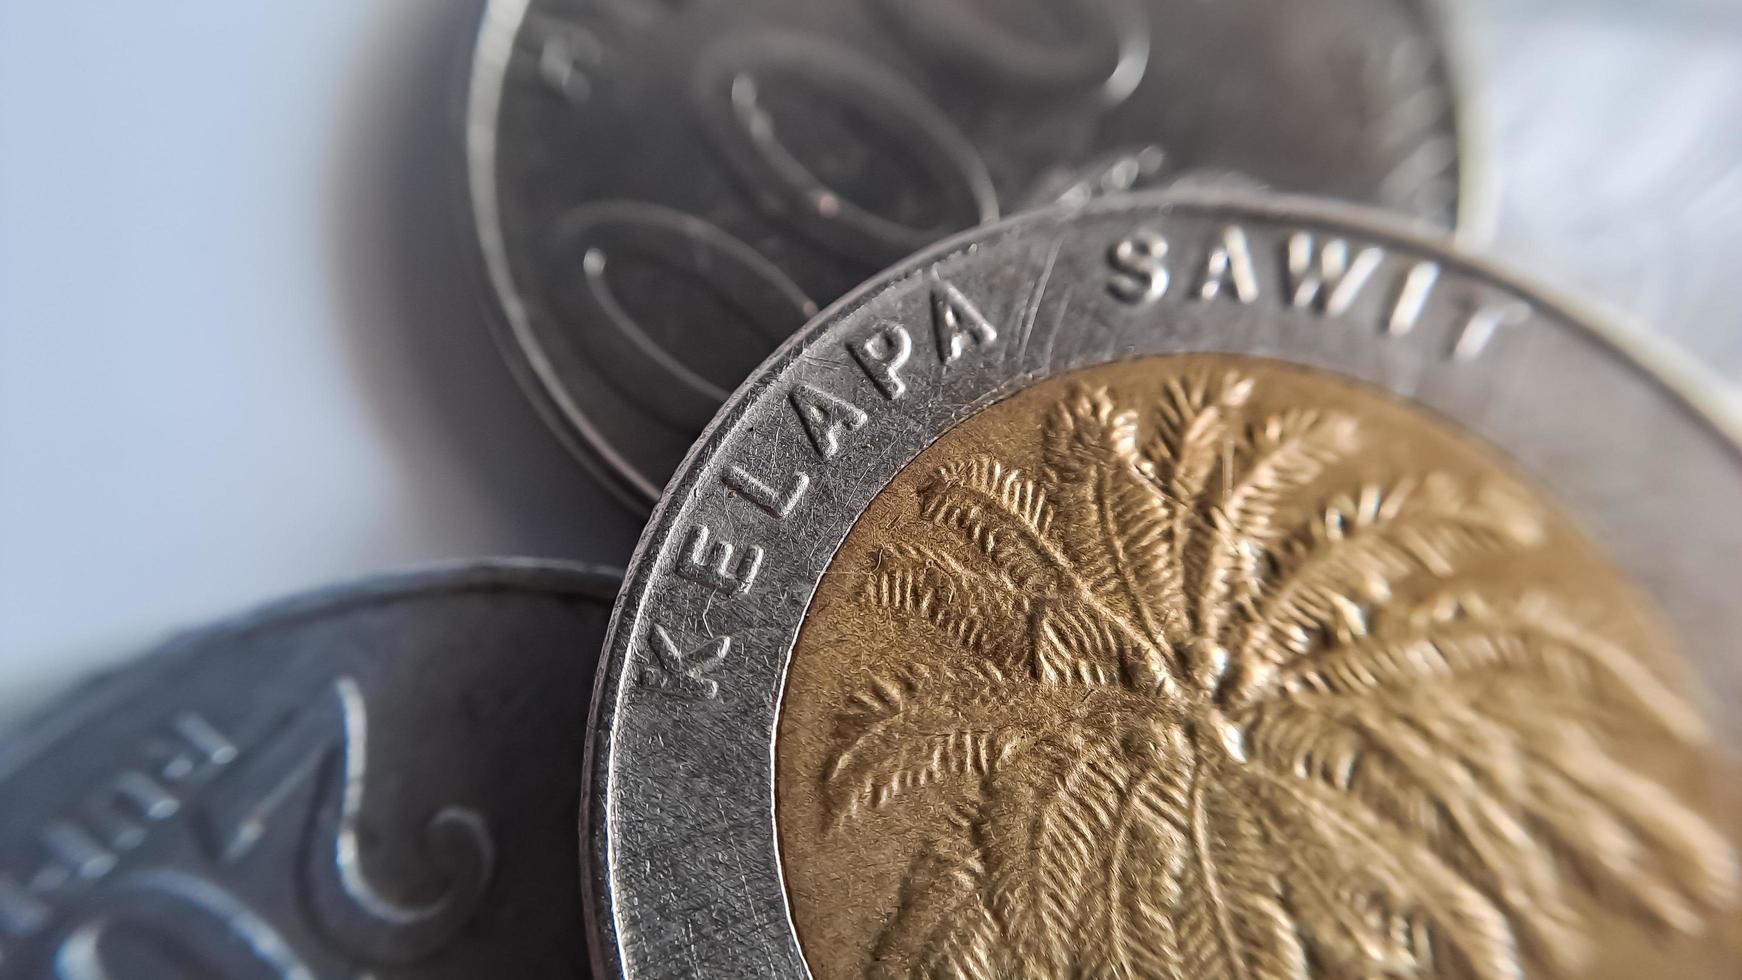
[324,0,641,565]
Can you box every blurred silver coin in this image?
[468,0,1476,508]
[0,560,618,979]
[586,191,1741,978]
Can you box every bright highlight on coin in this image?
[587,193,1742,979]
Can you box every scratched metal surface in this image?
[585,191,1742,977]
[1472,0,1742,379]
[0,561,618,979]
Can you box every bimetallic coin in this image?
[0,561,618,979]
[468,0,1475,507]
[588,193,1742,978]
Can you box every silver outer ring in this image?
[584,190,1742,979]
[463,0,1490,510]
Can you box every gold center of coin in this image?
[776,355,1738,980]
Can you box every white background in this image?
[1,0,1738,724]
[0,0,638,722]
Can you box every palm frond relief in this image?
[821,372,1735,979]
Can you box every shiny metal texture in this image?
[468,0,1473,507]
[0,561,620,979]
[586,192,1742,979]
[780,354,1732,979]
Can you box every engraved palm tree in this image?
[823,374,1736,980]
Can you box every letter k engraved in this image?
[640,625,731,700]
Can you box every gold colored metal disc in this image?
[776,355,1738,979]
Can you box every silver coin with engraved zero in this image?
[586,192,1742,980]
[468,0,1477,508]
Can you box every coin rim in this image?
[583,188,1741,979]
[463,0,1488,511]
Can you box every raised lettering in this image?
[640,626,731,701]
[1451,301,1529,361]
[1286,233,1384,315]
[790,383,868,459]
[1197,225,1258,303]
[1107,229,1170,304]
[42,824,114,882]
[931,278,999,364]
[677,524,763,594]
[0,713,239,940]
[148,713,237,784]
[1387,261,1441,336]
[849,322,913,399]
[87,772,179,851]
[724,465,810,519]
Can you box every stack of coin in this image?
[468,0,1471,506]
[3,1,1737,978]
